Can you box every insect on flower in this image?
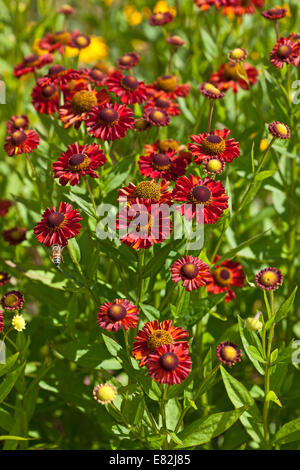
[50,244,64,268]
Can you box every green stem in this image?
[207,100,214,133]
[85,177,98,218]
[136,250,145,306]
[263,290,275,448]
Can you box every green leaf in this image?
[247,346,266,364]
[0,435,33,441]
[254,170,276,182]
[217,229,270,263]
[181,293,226,328]
[266,390,282,408]
[102,333,122,357]
[274,287,297,323]
[140,303,160,321]
[67,237,81,264]
[0,353,19,378]
[174,406,247,448]
[274,418,300,445]
[142,241,176,279]
[0,365,24,403]
[221,366,264,443]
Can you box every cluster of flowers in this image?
[0,275,26,334]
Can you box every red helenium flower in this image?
[2,227,26,245]
[116,52,140,70]
[138,150,189,181]
[39,31,72,54]
[171,255,211,291]
[1,290,24,311]
[34,202,82,247]
[206,255,245,302]
[149,11,174,26]
[173,175,229,224]
[32,78,59,114]
[97,299,139,332]
[132,320,189,366]
[116,198,172,250]
[14,53,53,78]
[6,115,30,135]
[86,102,134,141]
[270,37,300,69]
[146,343,192,385]
[52,142,107,186]
[4,130,40,156]
[188,129,240,164]
[0,272,11,286]
[104,71,148,104]
[144,91,180,116]
[0,200,13,217]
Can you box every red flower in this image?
[0,311,3,333]
[6,115,30,135]
[97,298,139,332]
[166,35,186,47]
[2,227,26,245]
[217,341,242,366]
[149,75,190,100]
[59,88,110,129]
[44,66,81,87]
[173,175,229,224]
[210,62,258,93]
[149,11,174,26]
[262,7,287,20]
[86,102,134,141]
[206,255,245,302]
[116,198,172,250]
[118,180,173,205]
[32,78,59,114]
[144,91,180,116]
[171,255,211,292]
[268,121,290,139]
[34,202,82,247]
[39,31,72,54]
[138,150,188,181]
[194,0,218,11]
[144,139,180,155]
[52,142,107,186]
[146,343,192,385]
[116,52,140,70]
[199,82,225,100]
[255,267,283,291]
[14,53,53,78]
[82,67,107,86]
[4,130,39,156]
[188,129,240,164]
[0,272,11,286]
[1,290,24,311]
[270,37,300,69]
[0,200,13,217]
[69,31,91,49]
[143,107,170,127]
[132,320,189,366]
[219,0,263,16]
[58,5,76,15]
[104,71,148,104]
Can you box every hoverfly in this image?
[51,244,64,268]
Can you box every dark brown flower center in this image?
[41,84,57,98]
[159,352,179,371]
[191,185,211,203]
[201,135,226,155]
[107,304,127,321]
[98,108,119,125]
[214,267,232,286]
[89,69,105,81]
[155,97,170,108]
[181,262,199,279]
[72,90,97,113]
[152,153,172,170]
[277,45,292,59]
[49,65,65,75]
[24,54,39,64]
[68,153,88,169]
[121,75,139,91]
[46,211,65,228]
[12,130,27,145]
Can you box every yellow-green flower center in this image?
[147,329,173,351]
[72,90,97,114]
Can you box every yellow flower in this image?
[64,36,109,63]
[12,314,26,332]
[123,5,143,26]
[260,139,269,151]
[154,1,176,17]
